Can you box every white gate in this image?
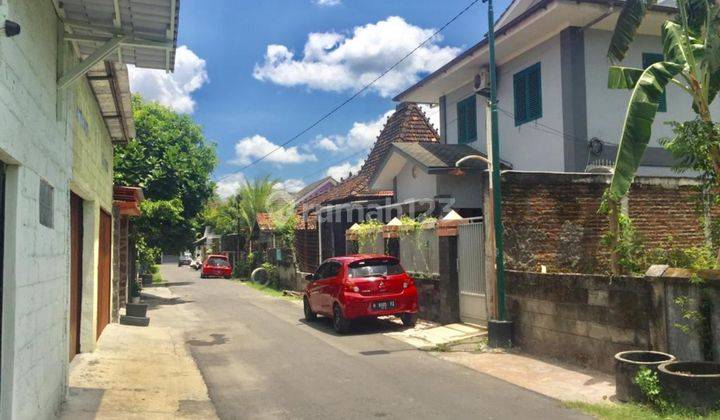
[458,223,487,325]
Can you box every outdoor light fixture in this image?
[2,20,21,38]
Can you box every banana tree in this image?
[605,0,720,272]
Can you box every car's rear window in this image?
[208,257,229,267]
[348,259,404,278]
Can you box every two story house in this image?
[372,0,716,215]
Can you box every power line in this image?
[300,149,368,180]
[216,0,482,182]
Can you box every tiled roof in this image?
[302,102,439,208]
[256,213,274,231]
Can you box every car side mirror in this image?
[305,274,315,281]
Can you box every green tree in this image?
[604,0,720,271]
[114,95,217,253]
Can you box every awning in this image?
[113,185,144,216]
[87,61,135,142]
[57,0,180,89]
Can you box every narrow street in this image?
[155,264,587,420]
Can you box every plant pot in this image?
[614,350,676,403]
[658,361,720,414]
[126,303,148,318]
[140,274,153,286]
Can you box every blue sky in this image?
[128,0,513,197]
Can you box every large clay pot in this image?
[658,361,720,414]
[615,350,676,402]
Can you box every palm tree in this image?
[605,0,720,271]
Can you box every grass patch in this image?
[566,402,720,420]
[240,281,301,300]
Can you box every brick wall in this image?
[294,227,319,273]
[506,270,653,373]
[501,172,713,273]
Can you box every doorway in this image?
[69,193,83,360]
[96,210,112,339]
[0,163,5,372]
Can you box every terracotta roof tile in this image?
[300,102,439,209]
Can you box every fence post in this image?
[437,217,462,324]
[383,218,401,258]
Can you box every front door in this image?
[458,222,488,325]
[96,210,112,339]
[69,193,83,360]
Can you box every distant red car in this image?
[201,255,232,279]
[303,254,418,334]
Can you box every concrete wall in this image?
[0,1,72,418]
[506,270,653,373]
[69,39,116,354]
[395,161,436,203]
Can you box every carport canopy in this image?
[55,0,180,89]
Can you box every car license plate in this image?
[371,300,395,311]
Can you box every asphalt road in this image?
[157,263,588,420]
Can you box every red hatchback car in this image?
[201,255,232,279]
[303,255,418,334]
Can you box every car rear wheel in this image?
[200,274,206,279]
[332,303,350,334]
[303,297,317,321]
[400,313,418,327]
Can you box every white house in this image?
[372,0,714,215]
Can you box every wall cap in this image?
[645,264,670,278]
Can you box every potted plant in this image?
[130,278,142,303]
[658,361,720,414]
[614,350,676,402]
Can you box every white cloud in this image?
[326,158,364,180]
[253,16,460,98]
[313,0,341,6]
[216,173,246,199]
[128,45,209,114]
[232,135,317,166]
[315,110,393,153]
[278,178,307,193]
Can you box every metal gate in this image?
[458,222,487,325]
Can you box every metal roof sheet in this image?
[61,0,179,71]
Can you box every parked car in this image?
[178,252,193,267]
[201,255,232,279]
[303,255,418,334]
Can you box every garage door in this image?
[97,210,112,339]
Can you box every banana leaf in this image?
[608,61,684,199]
[607,0,657,63]
[608,66,644,89]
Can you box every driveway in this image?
[155,263,588,420]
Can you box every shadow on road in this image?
[143,294,194,309]
[187,333,229,347]
[299,315,411,337]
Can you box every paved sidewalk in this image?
[59,287,217,419]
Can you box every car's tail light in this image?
[403,277,414,289]
[345,282,360,293]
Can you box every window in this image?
[315,261,341,280]
[208,257,229,267]
[456,95,477,144]
[513,62,542,126]
[348,258,405,278]
[39,179,54,228]
[642,53,667,112]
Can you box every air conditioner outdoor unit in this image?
[474,67,491,97]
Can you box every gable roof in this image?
[302,102,440,208]
[294,176,338,204]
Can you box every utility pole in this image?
[484,0,513,347]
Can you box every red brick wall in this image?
[500,172,711,273]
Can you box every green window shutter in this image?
[642,53,667,112]
[457,95,477,144]
[513,62,542,126]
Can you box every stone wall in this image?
[295,227,319,274]
[506,270,653,373]
[501,172,715,273]
[412,274,441,322]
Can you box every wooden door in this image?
[69,193,83,360]
[97,210,112,339]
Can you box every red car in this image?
[200,255,232,279]
[303,254,418,334]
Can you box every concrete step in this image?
[120,315,150,327]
